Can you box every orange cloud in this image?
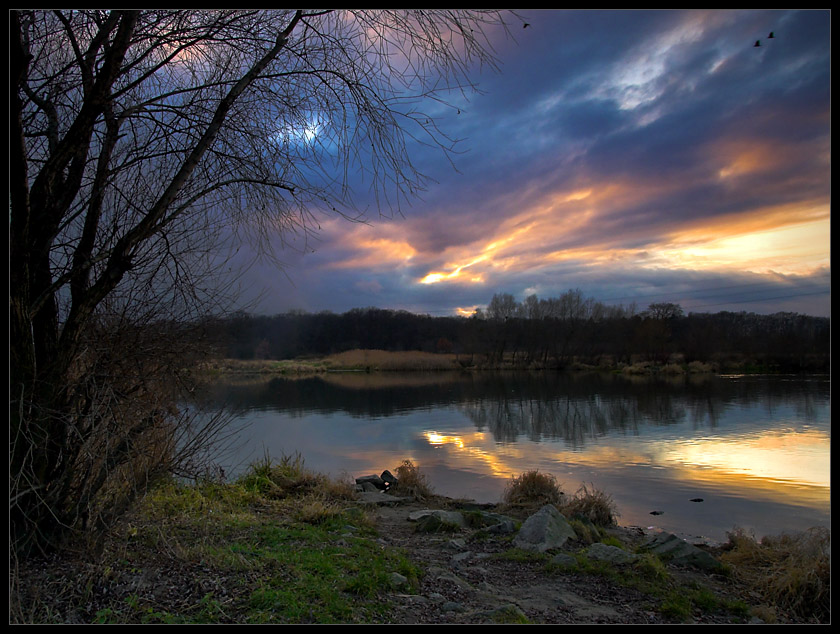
[712,139,790,181]
[647,202,830,274]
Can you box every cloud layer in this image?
[244,10,830,317]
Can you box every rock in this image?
[451,551,473,565]
[355,474,386,490]
[415,512,464,533]
[584,542,639,565]
[428,568,473,591]
[408,509,467,529]
[380,470,399,489]
[389,572,409,589]
[513,504,577,553]
[642,532,721,571]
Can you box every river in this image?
[191,370,830,542]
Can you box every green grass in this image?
[551,548,748,623]
[14,456,823,624]
[82,456,419,624]
[243,531,416,623]
[494,547,550,564]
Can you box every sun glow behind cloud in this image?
[650,219,830,274]
[253,10,829,318]
[410,180,829,288]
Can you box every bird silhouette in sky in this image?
[755,32,776,48]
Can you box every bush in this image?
[559,484,618,527]
[502,470,564,511]
[392,460,434,500]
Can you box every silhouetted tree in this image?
[10,9,511,551]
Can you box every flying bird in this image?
[754,40,761,47]
[523,22,530,29]
[768,31,775,38]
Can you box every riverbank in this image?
[199,350,771,377]
[11,459,829,624]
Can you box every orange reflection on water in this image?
[657,429,830,505]
[423,430,516,479]
[420,425,830,510]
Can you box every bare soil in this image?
[368,497,757,624]
[11,495,783,624]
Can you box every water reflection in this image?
[193,371,830,541]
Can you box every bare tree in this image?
[10,9,512,551]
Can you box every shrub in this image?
[502,470,564,510]
[392,460,434,500]
[559,483,618,527]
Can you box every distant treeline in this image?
[202,290,830,372]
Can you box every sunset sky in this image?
[243,9,830,318]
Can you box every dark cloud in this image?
[243,10,830,318]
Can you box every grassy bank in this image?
[200,350,748,376]
[201,350,462,375]
[11,458,830,624]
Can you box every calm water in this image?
[194,371,830,542]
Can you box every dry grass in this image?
[501,470,565,513]
[499,474,617,527]
[324,349,459,371]
[205,350,461,374]
[559,483,618,527]
[720,527,830,623]
[391,460,435,501]
[239,452,356,503]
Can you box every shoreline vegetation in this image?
[12,458,829,624]
[198,349,785,377]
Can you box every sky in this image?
[240,9,831,318]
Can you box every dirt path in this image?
[368,498,751,624]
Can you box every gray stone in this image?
[380,469,399,488]
[513,504,577,553]
[408,509,467,528]
[389,572,409,588]
[451,550,473,565]
[642,532,721,570]
[355,474,386,489]
[585,542,639,565]
[430,569,473,590]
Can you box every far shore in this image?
[198,349,780,377]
